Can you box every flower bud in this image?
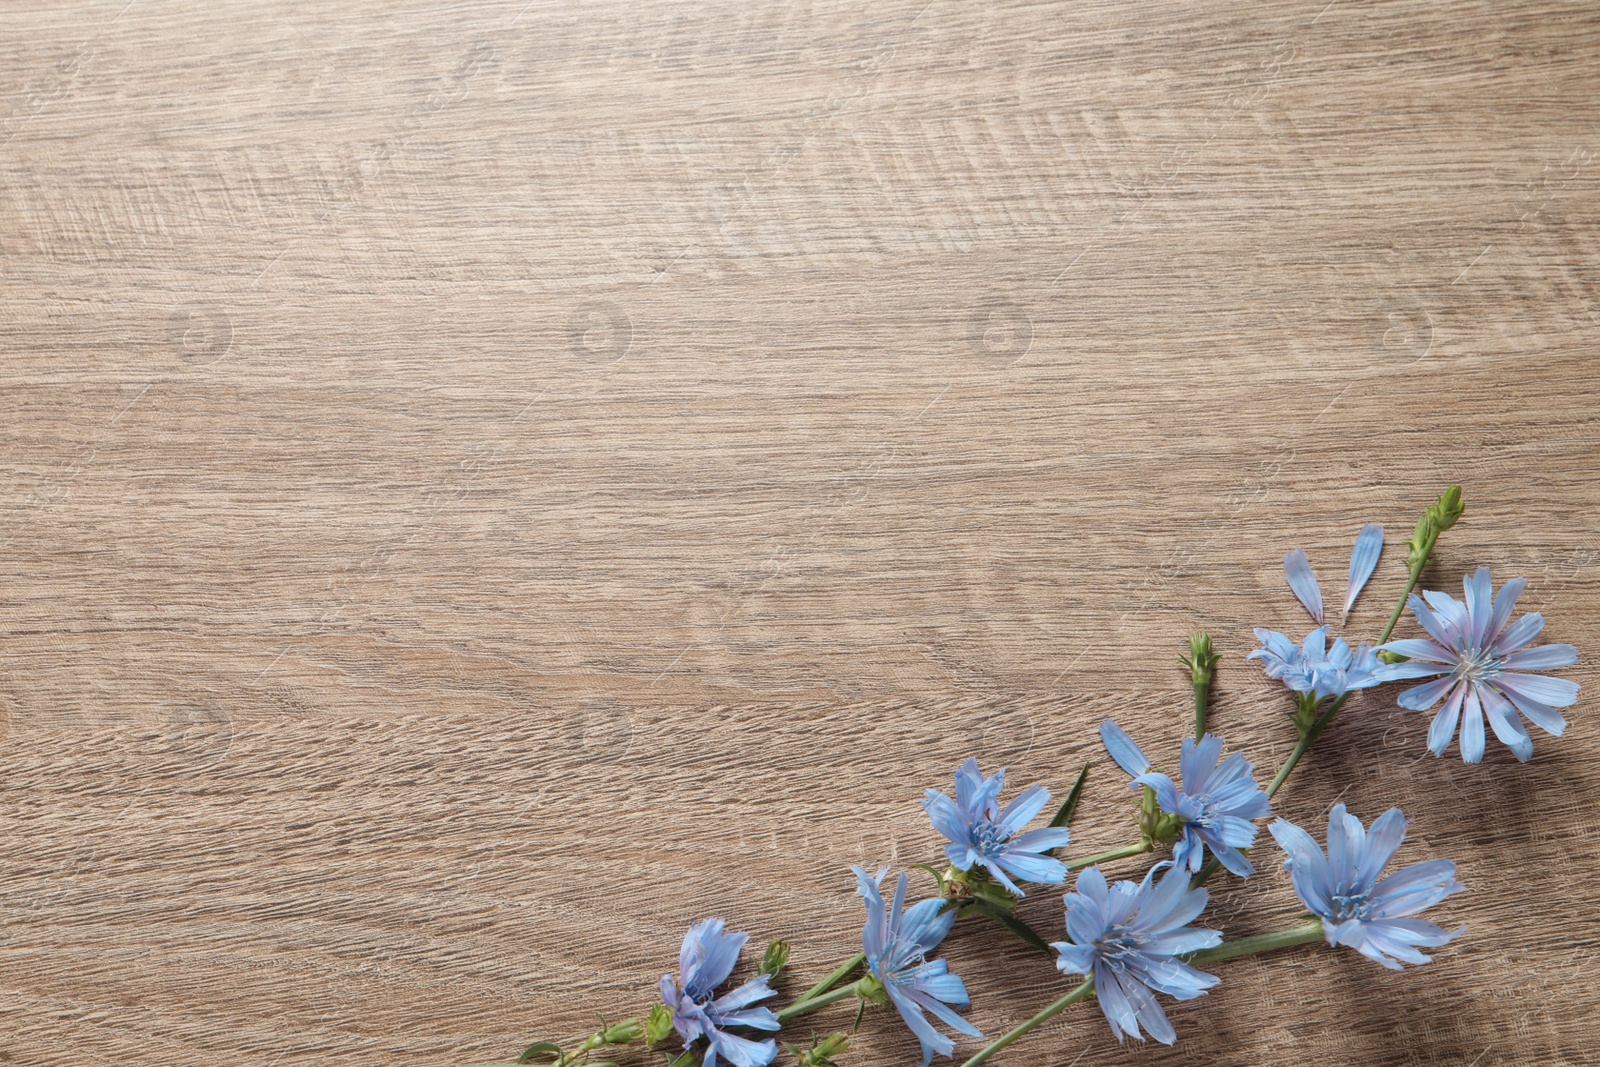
[1181,631,1221,688]
[760,939,791,979]
[645,1004,675,1048]
[794,1032,851,1067]
[598,1019,642,1045]
[855,973,890,1006]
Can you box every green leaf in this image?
[969,899,1054,955]
[516,1042,565,1065]
[1045,763,1090,850]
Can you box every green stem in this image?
[795,953,865,1006]
[775,979,865,1025]
[957,922,1323,1067]
[957,977,1095,1067]
[1194,681,1209,740]
[1184,921,1323,965]
[1064,839,1151,872]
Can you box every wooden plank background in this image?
[3,1,1598,1064]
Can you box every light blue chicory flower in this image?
[854,867,981,1067]
[1100,721,1271,876]
[1052,863,1221,1045]
[1379,565,1580,763]
[659,918,780,1067]
[1284,523,1385,625]
[1248,625,1386,702]
[1269,803,1465,970]
[922,759,1071,896]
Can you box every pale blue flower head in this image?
[1051,863,1221,1045]
[922,759,1071,896]
[659,919,780,1067]
[1379,566,1580,763]
[1269,804,1465,970]
[1099,721,1271,877]
[1248,626,1385,702]
[854,867,981,1067]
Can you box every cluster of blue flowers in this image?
[511,491,1578,1067]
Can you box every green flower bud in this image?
[1180,631,1221,687]
[598,1018,642,1046]
[855,973,890,1007]
[1430,485,1464,531]
[760,939,791,979]
[1291,691,1322,737]
[1377,649,1409,665]
[789,1032,851,1067]
[645,1003,675,1048]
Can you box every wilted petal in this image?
[1343,524,1384,621]
[1285,548,1325,623]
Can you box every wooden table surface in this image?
[4,2,1598,1065]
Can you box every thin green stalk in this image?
[1194,681,1209,740]
[957,922,1323,1067]
[775,979,866,1025]
[957,977,1095,1067]
[1184,921,1323,965]
[1064,839,1151,872]
[795,953,865,1006]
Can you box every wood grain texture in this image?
[3,1,1598,1064]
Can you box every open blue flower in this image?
[1269,804,1465,970]
[1052,863,1221,1045]
[922,759,1071,896]
[1379,566,1580,763]
[1249,625,1385,702]
[854,867,980,1067]
[1100,721,1271,876]
[659,919,780,1067]
[1283,524,1385,625]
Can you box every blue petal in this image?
[1052,940,1094,975]
[681,918,746,999]
[1342,524,1383,622]
[1353,808,1408,892]
[993,850,1068,886]
[1492,612,1545,654]
[1099,719,1151,778]
[1009,827,1072,854]
[1460,685,1486,764]
[1119,970,1178,1045]
[1179,734,1223,794]
[1463,566,1494,648]
[1492,680,1568,737]
[923,791,971,850]
[1398,674,1459,711]
[709,975,778,1015]
[1093,962,1139,1042]
[1285,548,1325,623]
[1502,644,1579,671]
[853,867,890,957]
[1372,859,1465,917]
[1379,638,1456,663]
[1497,672,1580,707]
[1486,576,1527,642]
[706,1032,777,1067]
[1480,685,1534,762]
[900,897,957,954]
[996,782,1052,836]
[884,986,952,1067]
[1426,683,1467,756]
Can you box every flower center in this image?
[880,934,929,985]
[971,821,1012,858]
[1094,923,1145,964]
[1328,888,1376,923]
[1455,646,1502,682]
